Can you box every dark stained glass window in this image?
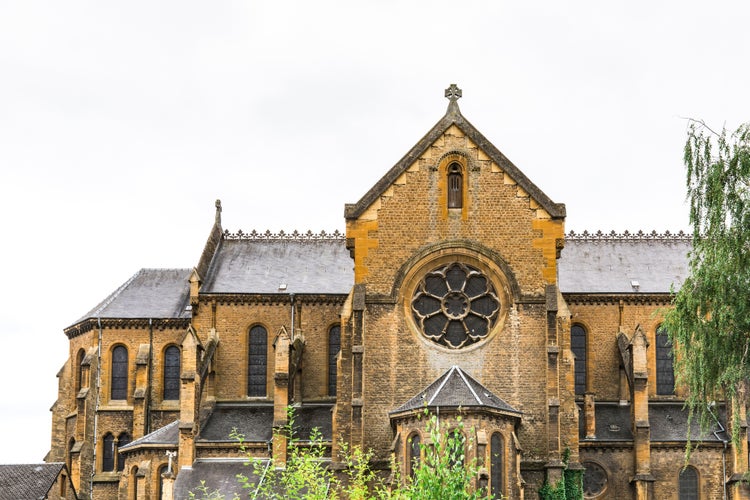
[408,433,421,479]
[571,324,587,395]
[679,466,699,500]
[75,349,85,392]
[490,433,504,499]
[328,325,340,397]
[447,163,463,208]
[111,346,128,400]
[163,345,180,400]
[102,433,115,471]
[583,461,607,497]
[117,432,131,472]
[412,262,500,349]
[248,325,268,397]
[656,326,675,395]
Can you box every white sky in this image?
[0,1,748,464]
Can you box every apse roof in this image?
[201,235,352,295]
[558,233,691,294]
[120,420,179,450]
[71,268,192,326]
[391,365,521,416]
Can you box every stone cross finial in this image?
[166,450,177,473]
[445,84,462,102]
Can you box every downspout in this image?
[91,317,103,498]
[147,318,154,435]
[290,293,295,340]
[707,404,728,500]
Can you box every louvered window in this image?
[656,326,675,395]
[163,346,180,400]
[248,325,268,397]
[571,324,587,395]
[111,346,128,400]
[447,163,463,208]
[328,325,341,397]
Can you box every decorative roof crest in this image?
[222,229,345,241]
[566,230,690,242]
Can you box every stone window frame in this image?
[655,324,675,396]
[328,324,341,397]
[447,162,464,209]
[101,432,116,472]
[490,432,505,499]
[74,348,85,394]
[436,151,472,219]
[247,323,269,398]
[116,432,131,472]
[406,431,422,479]
[110,344,129,401]
[678,465,699,500]
[571,323,588,396]
[582,460,608,498]
[162,344,181,401]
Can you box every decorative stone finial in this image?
[445,84,462,102]
[215,199,222,224]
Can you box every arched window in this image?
[129,465,139,500]
[163,345,180,400]
[679,466,699,500]
[656,325,675,395]
[571,324,587,395]
[117,432,131,472]
[75,349,85,393]
[248,325,268,397]
[447,163,463,209]
[102,433,115,471]
[408,432,421,479]
[158,464,168,500]
[447,429,465,469]
[111,346,128,400]
[490,433,505,499]
[328,325,341,397]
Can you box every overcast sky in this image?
[1,1,748,464]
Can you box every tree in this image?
[663,120,750,444]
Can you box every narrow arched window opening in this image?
[117,432,131,472]
[656,325,675,395]
[447,429,465,469]
[679,466,699,500]
[408,433,421,479]
[447,163,463,209]
[163,345,181,400]
[248,325,268,397]
[328,325,341,397]
[571,324,587,395]
[102,433,115,472]
[111,346,128,400]
[75,349,85,393]
[490,432,505,499]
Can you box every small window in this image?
[447,429,465,469]
[163,346,181,400]
[102,433,115,471]
[447,163,463,209]
[158,464,168,500]
[490,433,504,498]
[408,432,421,478]
[248,325,268,397]
[571,324,587,395]
[117,432,131,472]
[75,349,85,392]
[679,466,699,500]
[328,325,341,397]
[656,326,675,395]
[111,346,128,400]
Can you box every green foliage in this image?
[538,479,566,500]
[664,121,750,448]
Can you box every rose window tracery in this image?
[411,262,500,348]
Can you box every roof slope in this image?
[120,420,178,451]
[201,237,352,294]
[72,268,191,326]
[559,233,690,294]
[392,366,521,415]
[345,97,565,220]
[0,463,67,500]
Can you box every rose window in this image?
[411,262,500,348]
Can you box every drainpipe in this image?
[707,404,728,500]
[91,317,103,498]
[147,318,154,435]
[290,293,295,340]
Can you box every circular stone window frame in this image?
[402,248,512,353]
[581,460,608,498]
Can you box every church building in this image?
[47,86,749,499]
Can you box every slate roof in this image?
[580,402,727,442]
[198,403,334,443]
[201,238,353,294]
[173,459,264,500]
[391,366,521,416]
[559,236,690,294]
[119,420,178,451]
[0,463,71,500]
[72,268,192,326]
